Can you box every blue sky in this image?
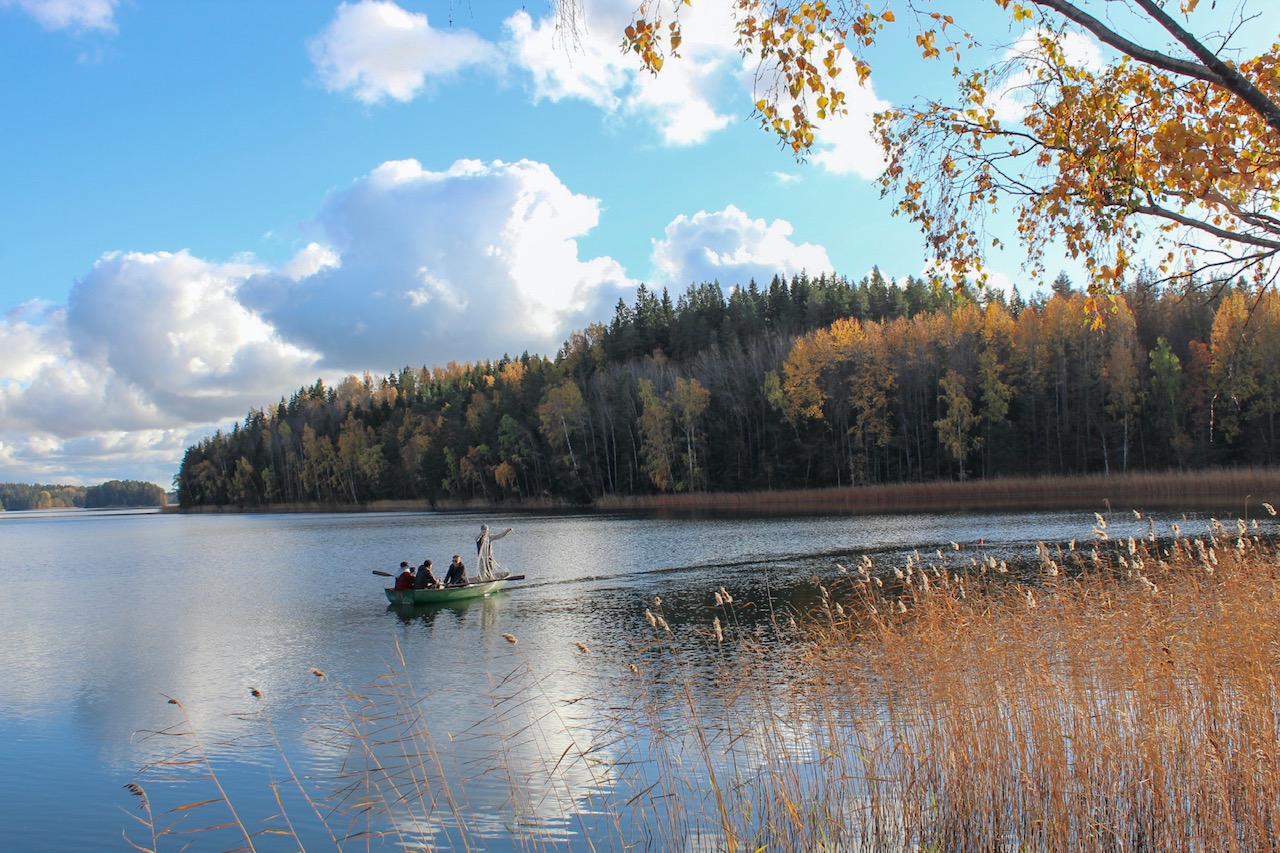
[0,0,1272,488]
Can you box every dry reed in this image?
[610,513,1280,851]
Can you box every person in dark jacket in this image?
[443,555,467,586]
[414,558,439,589]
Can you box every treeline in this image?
[175,270,1276,509]
[0,480,167,511]
[0,483,86,510]
[84,480,167,508]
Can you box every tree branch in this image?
[1132,201,1280,250]
[1131,0,1280,136]
[1030,0,1280,136]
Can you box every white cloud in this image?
[504,1,736,146]
[240,157,635,369]
[503,0,892,164]
[1,0,118,31]
[808,75,893,179]
[0,156,727,487]
[308,0,498,104]
[992,29,1105,123]
[279,242,340,281]
[651,204,833,287]
[65,250,322,423]
[503,8,627,112]
[0,159,634,483]
[308,1,882,159]
[0,251,326,484]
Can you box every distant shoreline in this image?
[166,467,1280,519]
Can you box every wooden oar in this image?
[372,569,393,577]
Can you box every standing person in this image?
[393,561,415,591]
[475,524,513,581]
[414,559,439,590]
[444,555,467,586]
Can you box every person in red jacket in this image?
[393,561,415,590]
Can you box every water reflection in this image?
[0,506,1226,849]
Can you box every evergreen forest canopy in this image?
[0,480,167,511]
[175,270,1279,510]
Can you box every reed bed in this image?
[608,509,1280,851]
[125,509,1280,851]
[593,466,1280,516]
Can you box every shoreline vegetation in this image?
[165,466,1280,517]
[128,504,1280,850]
[178,281,1280,513]
[0,479,166,512]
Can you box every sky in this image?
[0,0,1273,489]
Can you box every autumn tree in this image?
[977,301,1019,476]
[672,376,712,490]
[637,378,678,490]
[1101,298,1143,471]
[935,367,980,478]
[537,379,589,484]
[620,1,1280,311]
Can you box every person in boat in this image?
[414,558,439,590]
[475,524,513,581]
[393,561,415,591]
[444,555,467,586]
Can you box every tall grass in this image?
[126,509,1280,850]
[594,467,1280,516]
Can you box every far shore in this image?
[165,467,1280,519]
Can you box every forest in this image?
[0,480,167,511]
[174,270,1278,509]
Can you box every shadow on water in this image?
[386,592,511,626]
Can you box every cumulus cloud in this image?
[650,204,833,287]
[991,29,1105,123]
[0,156,643,485]
[505,0,736,146]
[307,0,739,145]
[808,75,893,179]
[503,0,892,162]
[1,251,323,438]
[309,0,498,103]
[0,252,326,485]
[0,429,194,486]
[66,251,324,422]
[1,153,844,486]
[1,0,118,31]
[241,157,635,369]
[307,1,886,160]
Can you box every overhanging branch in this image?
[1030,0,1280,136]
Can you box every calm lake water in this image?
[0,506,1188,850]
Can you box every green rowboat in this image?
[384,575,522,605]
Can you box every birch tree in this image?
[620,1,1280,312]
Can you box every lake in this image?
[0,506,1173,850]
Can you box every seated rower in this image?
[443,555,467,586]
[414,558,440,589]
[393,561,415,591]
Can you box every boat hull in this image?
[385,579,507,604]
